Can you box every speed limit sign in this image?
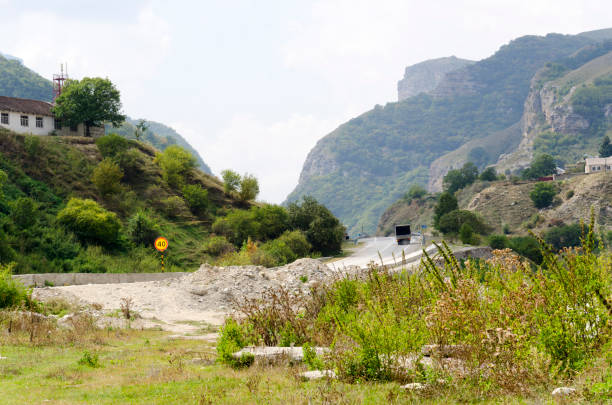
[154,237,168,252]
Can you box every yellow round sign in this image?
[154,237,168,252]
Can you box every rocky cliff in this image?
[397,56,474,101]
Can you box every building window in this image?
[36,117,43,128]
[54,119,62,130]
[0,113,8,125]
[20,115,29,127]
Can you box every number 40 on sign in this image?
[154,237,168,271]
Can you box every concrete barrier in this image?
[13,272,188,288]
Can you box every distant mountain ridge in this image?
[288,29,612,235]
[0,53,211,174]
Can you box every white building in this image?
[0,95,104,137]
[585,157,612,173]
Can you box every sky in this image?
[0,0,610,202]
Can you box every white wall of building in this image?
[585,157,612,173]
[0,111,55,135]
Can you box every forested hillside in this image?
[288,32,600,234]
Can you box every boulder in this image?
[232,346,329,365]
[401,382,426,391]
[551,387,576,398]
[300,370,336,380]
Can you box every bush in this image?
[566,190,575,199]
[288,196,345,255]
[78,351,101,368]
[217,318,253,367]
[522,154,556,179]
[544,223,584,251]
[404,184,427,201]
[252,204,289,240]
[459,223,475,244]
[181,184,209,215]
[202,235,235,256]
[438,210,489,235]
[91,158,123,196]
[212,209,259,247]
[489,234,509,250]
[116,148,147,179]
[238,174,259,202]
[127,211,160,246]
[443,162,479,193]
[530,182,557,208]
[0,263,32,309]
[95,133,129,158]
[278,230,311,258]
[433,192,458,230]
[155,145,196,188]
[509,236,543,264]
[479,167,498,181]
[10,197,37,229]
[260,239,296,266]
[39,228,81,261]
[160,196,190,219]
[57,198,122,246]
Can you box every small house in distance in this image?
[584,157,612,173]
[0,95,104,137]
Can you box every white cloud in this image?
[0,5,170,114]
[174,114,339,204]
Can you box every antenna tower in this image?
[53,63,68,102]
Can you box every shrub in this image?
[303,342,325,371]
[212,209,259,247]
[238,174,259,202]
[155,145,196,188]
[443,162,479,193]
[502,223,511,234]
[404,184,427,201]
[288,196,344,255]
[91,158,123,195]
[39,228,81,261]
[127,211,160,246]
[252,204,289,240]
[221,169,241,195]
[489,234,509,250]
[0,169,7,199]
[0,229,16,264]
[508,236,543,264]
[57,198,122,246]
[544,223,584,251]
[24,136,41,158]
[530,182,557,208]
[278,230,311,258]
[566,190,575,199]
[521,154,557,179]
[459,223,475,244]
[202,235,235,256]
[116,148,147,179]
[95,133,129,158]
[160,196,190,219]
[479,167,498,181]
[10,197,37,229]
[0,263,32,309]
[78,351,101,368]
[433,192,458,230]
[217,318,253,367]
[181,184,209,215]
[438,209,489,235]
[260,239,296,266]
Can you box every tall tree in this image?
[52,77,125,137]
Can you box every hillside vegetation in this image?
[288,32,599,235]
[0,54,53,102]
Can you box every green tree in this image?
[599,135,612,157]
[438,210,489,235]
[91,158,123,195]
[10,197,37,229]
[212,209,259,247]
[479,167,498,181]
[52,77,126,137]
[287,196,344,255]
[404,184,427,201]
[182,184,209,215]
[221,170,241,195]
[252,204,289,240]
[238,174,260,202]
[135,119,149,141]
[530,182,557,208]
[443,162,479,193]
[544,223,584,251]
[155,145,196,188]
[459,223,474,244]
[467,146,489,169]
[127,211,160,246]
[522,154,556,179]
[277,230,311,258]
[433,192,458,230]
[57,198,122,246]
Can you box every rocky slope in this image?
[397,56,474,101]
[288,32,599,235]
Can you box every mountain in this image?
[397,56,474,101]
[0,53,211,174]
[105,119,212,174]
[287,32,600,235]
[0,54,53,102]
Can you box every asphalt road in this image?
[330,236,435,269]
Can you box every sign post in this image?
[154,237,169,272]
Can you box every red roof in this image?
[0,96,53,116]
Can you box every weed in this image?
[78,351,101,368]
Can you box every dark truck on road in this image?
[395,224,411,245]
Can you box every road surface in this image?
[330,236,437,269]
